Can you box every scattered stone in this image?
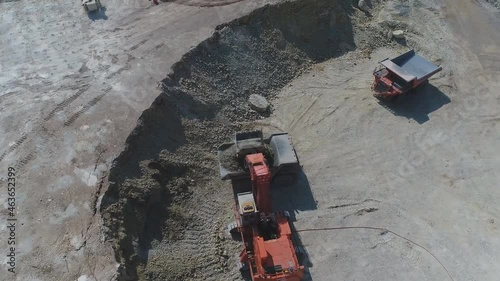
[358,0,369,12]
[248,94,270,113]
[392,30,405,39]
[386,30,393,40]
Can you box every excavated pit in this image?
[100,0,389,280]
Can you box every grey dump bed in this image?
[381,50,442,82]
[217,133,299,180]
[269,133,298,167]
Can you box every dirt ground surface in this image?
[1,0,500,281]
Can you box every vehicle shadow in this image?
[394,37,407,46]
[271,170,317,280]
[87,6,108,21]
[272,171,317,212]
[378,83,450,124]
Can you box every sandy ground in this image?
[0,0,499,281]
[266,0,500,280]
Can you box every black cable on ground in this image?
[294,226,455,281]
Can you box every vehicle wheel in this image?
[295,246,305,256]
[284,210,291,220]
[373,93,386,100]
[227,222,238,235]
[238,261,250,273]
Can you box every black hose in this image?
[294,226,455,281]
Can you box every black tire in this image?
[239,262,252,280]
[295,246,305,256]
[229,227,239,235]
[239,262,250,272]
[227,222,238,235]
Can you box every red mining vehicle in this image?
[372,50,442,100]
[218,131,304,281]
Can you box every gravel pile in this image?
[485,0,500,9]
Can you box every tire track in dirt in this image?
[63,87,111,127]
[0,91,19,103]
[15,152,35,170]
[129,38,151,51]
[180,198,224,277]
[106,54,136,79]
[0,85,88,160]
[0,134,27,162]
[1,86,109,170]
[288,97,318,132]
[43,86,90,121]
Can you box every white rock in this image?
[392,30,405,39]
[70,235,85,250]
[386,30,393,40]
[249,94,269,113]
[358,0,369,11]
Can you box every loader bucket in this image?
[217,143,248,180]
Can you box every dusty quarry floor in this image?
[1,0,500,281]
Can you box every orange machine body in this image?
[236,153,304,281]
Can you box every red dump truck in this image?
[372,50,442,100]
